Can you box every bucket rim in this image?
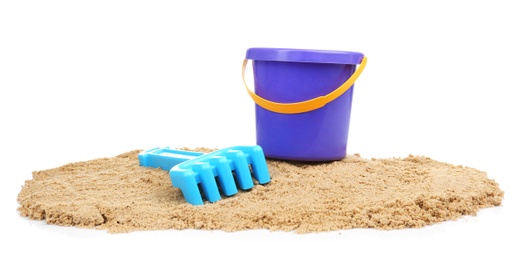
[246,47,364,65]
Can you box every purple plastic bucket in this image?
[245,48,365,161]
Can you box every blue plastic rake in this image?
[138,145,271,205]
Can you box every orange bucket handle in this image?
[242,56,367,114]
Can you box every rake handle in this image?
[138,148,204,171]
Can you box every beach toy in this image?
[243,48,367,161]
[138,145,271,205]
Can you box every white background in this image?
[1,0,524,259]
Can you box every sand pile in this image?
[17,149,503,233]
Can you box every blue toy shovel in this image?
[138,145,271,205]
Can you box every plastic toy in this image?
[138,145,271,205]
[243,48,367,161]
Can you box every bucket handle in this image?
[242,56,367,114]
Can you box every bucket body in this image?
[246,48,364,161]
